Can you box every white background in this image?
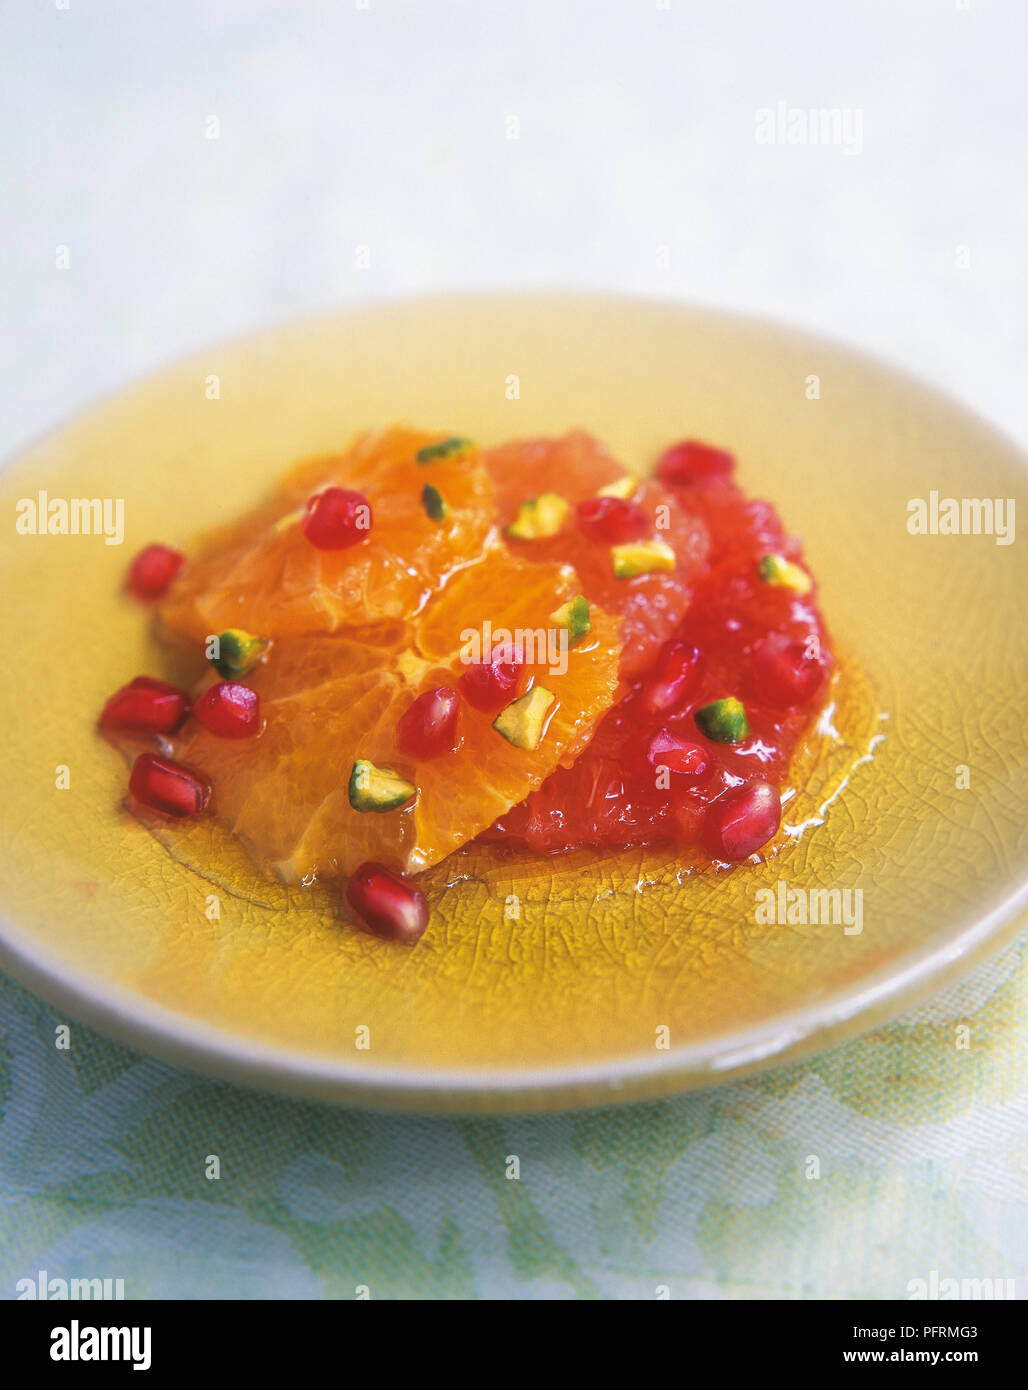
[2,0,1025,459]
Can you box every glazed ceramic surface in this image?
[0,294,1024,1111]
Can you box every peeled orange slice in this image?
[160,428,496,642]
[169,548,621,881]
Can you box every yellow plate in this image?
[1,293,1025,1112]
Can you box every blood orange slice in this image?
[482,432,709,678]
[486,464,833,861]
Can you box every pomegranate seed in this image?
[128,753,210,817]
[703,781,781,861]
[345,861,429,944]
[100,676,190,736]
[656,440,735,487]
[302,487,373,550]
[639,640,701,714]
[459,647,522,712]
[193,681,261,738]
[646,729,713,783]
[576,496,650,544]
[395,686,460,759]
[752,634,829,708]
[127,544,185,600]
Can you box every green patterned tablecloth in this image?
[2,934,1026,1300]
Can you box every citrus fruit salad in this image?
[101,428,834,944]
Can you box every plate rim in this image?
[0,879,1025,1113]
[4,287,1027,477]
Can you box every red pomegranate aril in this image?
[345,861,429,945]
[639,640,701,714]
[100,676,190,736]
[459,649,522,712]
[395,686,460,759]
[703,781,781,861]
[129,753,210,817]
[657,440,735,488]
[302,487,373,550]
[752,633,829,708]
[127,544,185,600]
[646,730,713,782]
[193,681,261,738]
[576,496,650,544]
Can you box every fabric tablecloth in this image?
[2,934,1025,1301]
[3,0,1026,1303]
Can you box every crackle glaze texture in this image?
[0,296,1025,1107]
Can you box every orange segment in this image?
[483,432,710,678]
[159,428,495,641]
[170,549,621,881]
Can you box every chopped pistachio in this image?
[505,493,570,540]
[596,474,639,500]
[611,538,676,578]
[549,594,591,644]
[694,697,749,744]
[348,759,417,812]
[758,553,812,595]
[208,628,269,679]
[492,686,556,751]
[415,436,474,466]
[421,483,449,522]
